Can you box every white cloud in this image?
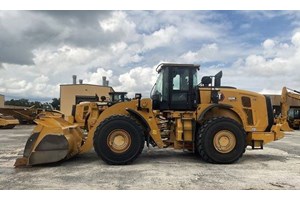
[180,43,219,63]
[111,42,128,53]
[198,32,300,93]
[143,26,178,50]
[262,39,276,49]
[0,64,59,100]
[33,45,96,76]
[234,55,289,77]
[109,42,143,67]
[99,11,138,43]
[100,12,122,31]
[85,68,113,85]
[291,32,300,46]
[114,66,157,97]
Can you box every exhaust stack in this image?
[102,76,109,86]
[72,75,77,84]
[102,76,106,86]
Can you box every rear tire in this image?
[93,115,145,165]
[196,117,246,164]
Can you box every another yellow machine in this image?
[287,108,300,130]
[275,87,300,131]
[0,113,19,129]
[15,63,284,167]
[37,92,128,129]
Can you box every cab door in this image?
[169,67,195,110]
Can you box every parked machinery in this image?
[15,63,284,167]
[287,108,300,129]
[275,87,300,131]
[0,113,19,129]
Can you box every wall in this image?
[0,94,4,108]
[267,95,300,107]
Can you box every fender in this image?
[198,104,233,122]
[126,108,152,147]
[126,108,151,132]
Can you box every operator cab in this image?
[109,92,128,102]
[151,63,199,111]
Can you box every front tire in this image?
[196,117,246,164]
[93,115,145,165]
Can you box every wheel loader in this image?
[275,87,300,131]
[0,113,19,129]
[14,63,284,167]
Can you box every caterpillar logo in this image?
[218,92,225,101]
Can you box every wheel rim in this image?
[107,129,131,153]
[213,130,236,153]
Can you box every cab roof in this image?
[156,63,200,72]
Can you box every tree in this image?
[51,98,60,110]
[5,98,42,108]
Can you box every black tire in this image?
[196,117,246,164]
[0,124,16,129]
[93,115,145,165]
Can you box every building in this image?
[267,95,300,106]
[266,94,300,116]
[60,75,114,116]
[0,94,4,108]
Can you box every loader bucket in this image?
[0,115,19,129]
[14,117,84,167]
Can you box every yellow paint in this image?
[80,98,165,153]
[198,88,270,132]
[247,124,284,145]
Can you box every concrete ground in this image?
[0,125,299,190]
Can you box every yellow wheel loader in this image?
[15,63,284,167]
[275,87,300,131]
[0,113,19,129]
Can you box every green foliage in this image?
[5,98,60,110]
[5,98,42,108]
[50,98,60,110]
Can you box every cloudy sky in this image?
[1,10,300,101]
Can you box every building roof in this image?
[60,83,112,87]
[60,83,114,91]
